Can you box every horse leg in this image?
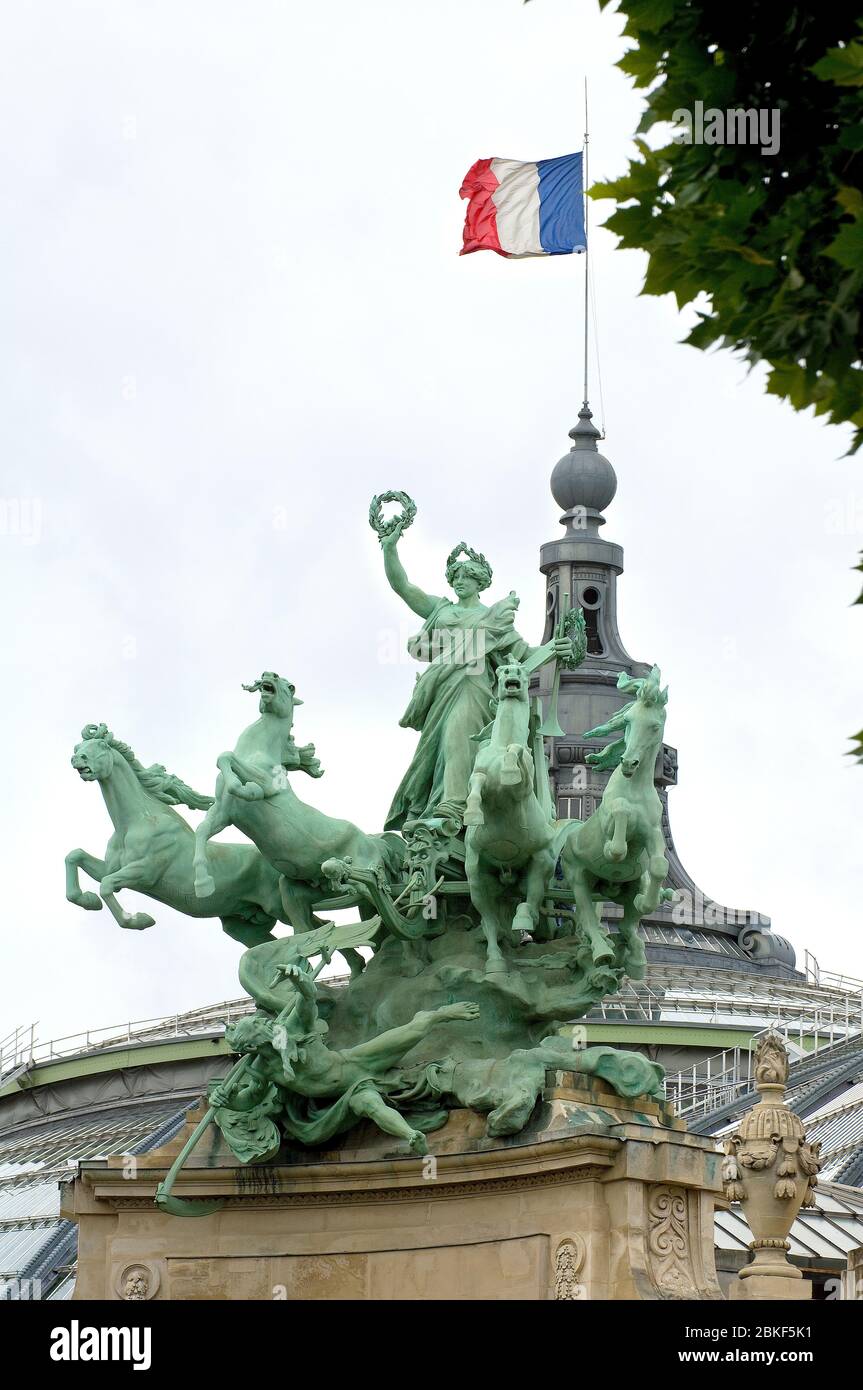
[463,769,486,827]
[215,752,256,799]
[584,900,614,965]
[562,852,614,965]
[193,795,231,897]
[278,876,329,932]
[98,858,158,930]
[465,840,507,973]
[218,752,274,802]
[100,857,152,896]
[500,744,522,786]
[604,798,630,863]
[65,849,107,911]
[618,883,648,980]
[66,846,149,930]
[105,894,156,930]
[220,915,276,949]
[338,899,376,978]
[648,825,669,885]
[634,827,669,915]
[513,847,555,937]
[519,747,534,785]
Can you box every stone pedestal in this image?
[63,1072,726,1301]
[720,1031,821,1302]
[729,1274,811,1302]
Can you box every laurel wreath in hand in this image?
[368,490,417,540]
[561,607,588,671]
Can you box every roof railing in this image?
[665,1012,863,1120]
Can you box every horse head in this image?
[494,662,529,704]
[242,671,302,721]
[584,666,668,779]
[71,723,115,783]
[617,667,668,779]
[72,723,213,811]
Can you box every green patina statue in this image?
[376,498,574,829]
[192,671,404,975]
[464,661,560,972]
[70,491,676,1212]
[67,724,281,947]
[207,947,663,1164]
[561,667,670,982]
[213,960,481,1159]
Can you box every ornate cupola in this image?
[542,403,631,671]
[533,405,797,974]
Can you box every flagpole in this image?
[583,77,589,408]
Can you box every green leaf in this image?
[685,314,723,350]
[825,219,863,270]
[838,123,863,151]
[766,362,813,410]
[837,185,863,219]
[641,247,682,297]
[812,42,863,88]
[710,236,774,266]
[618,37,665,88]
[624,0,677,33]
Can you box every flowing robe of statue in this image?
[385,595,532,830]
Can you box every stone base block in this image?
[63,1072,726,1302]
[729,1274,812,1301]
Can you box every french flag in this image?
[459,152,586,259]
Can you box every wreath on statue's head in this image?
[445,541,493,592]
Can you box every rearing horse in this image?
[463,662,557,973]
[560,666,670,980]
[192,672,405,972]
[66,724,283,947]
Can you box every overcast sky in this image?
[2,0,861,1047]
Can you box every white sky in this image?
[1,0,861,1047]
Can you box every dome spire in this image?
[550,400,617,534]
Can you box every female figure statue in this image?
[379,518,573,829]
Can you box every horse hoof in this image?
[78,892,102,911]
[123,913,156,931]
[195,875,216,898]
[485,955,507,975]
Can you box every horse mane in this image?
[586,737,627,772]
[583,668,668,770]
[79,724,214,810]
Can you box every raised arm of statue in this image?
[270,961,320,1035]
[380,518,440,619]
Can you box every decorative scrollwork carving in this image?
[648,1186,696,1297]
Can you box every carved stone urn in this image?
[723,1031,821,1298]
